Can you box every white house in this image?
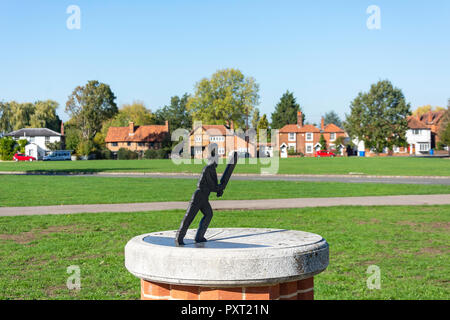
[5,128,63,160]
[351,116,433,156]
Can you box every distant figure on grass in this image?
[175,144,237,246]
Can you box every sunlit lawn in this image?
[0,205,448,300]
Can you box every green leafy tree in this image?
[251,108,260,129]
[10,102,34,130]
[17,139,28,153]
[0,137,16,160]
[187,68,260,128]
[344,80,411,154]
[271,91,303,129]
[101,101,155,140]
[154,94,192,131]
[438,105,450,155]
[64,122,81,152]
[323,111,342,128]
[0,102,12,134]
[257,114,270,142]
[29,100,61,132]
[66,80,118,142]
[319,134,327,150]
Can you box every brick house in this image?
[278,112,346,157]
[105,121,169,156]
[189,122,256,158]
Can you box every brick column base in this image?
[141,277,314,300]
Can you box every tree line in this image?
[1,68,449,158]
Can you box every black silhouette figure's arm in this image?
[207,166,223,193]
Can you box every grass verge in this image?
[0,205,448,299]
[0,175,449,207]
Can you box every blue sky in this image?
[0,0,449,125]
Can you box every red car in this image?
[13,153,36,162]
[315,150,336,158]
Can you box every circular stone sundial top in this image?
[125,228,329,286]
[143,228,323,250]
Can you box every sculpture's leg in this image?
[175,201,200,246]
[195,202,213,242]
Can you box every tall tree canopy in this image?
[100,101,155,140]
[66,80,118,141]
[186,68,260,128]
[344,80,411,154]
[323,111,343,128]
[412,105,445,116]
[29,100,61,131]
[438,105,450,152]
[271,91,303,129]
[0,100,61,133]
[0,102,12,133]
[251,108,260,129]
[155,94,192,131]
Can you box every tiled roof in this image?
[418,110,445,125]
[323,123,345,133]
[191,124,234,136]
[407,117,428,129]
[6,128,61,137]
[279,124,321,133]
[105,124,169,142]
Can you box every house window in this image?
[138,142,144,147]
[413,129,420,135]
[195,148,203,155]
[305,143,313,153]
[218,147,225,155]
[195,135,202,143]
[419,143,429,151]
[45,136,50,143]
[306,133,313,141]
[210,136,224,142]
[112,142,118,147]
[30,137,35,143]
[288,133,296,141]
[127,142,132,146]
[330,133,336,141]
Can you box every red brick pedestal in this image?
[141,277,314,300]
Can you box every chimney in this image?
[230,120,234,130]
[129,122,135,135]
[428,112,433,124]
[321,117,325,131]
[165,120,169,132]
[297,111,303,128]
[60,121,64,136]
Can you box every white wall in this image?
[405,129,431,155]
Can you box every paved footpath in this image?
[1,194,449,217]
[2,171,450,184]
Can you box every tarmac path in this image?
[1,194,449,217]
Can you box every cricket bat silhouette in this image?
[218,151,238,196]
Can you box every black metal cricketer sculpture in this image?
[175,144,238,246]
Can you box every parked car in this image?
[13,153,36,162]
[315,150,336,158]
[43,150,72,161]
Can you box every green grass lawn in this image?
[0,205,448,300]
[0,175,449,207]
[0,157,449,176]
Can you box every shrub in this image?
[144,149,158,159]
[0,137,16,160]
[117,148,138,160]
